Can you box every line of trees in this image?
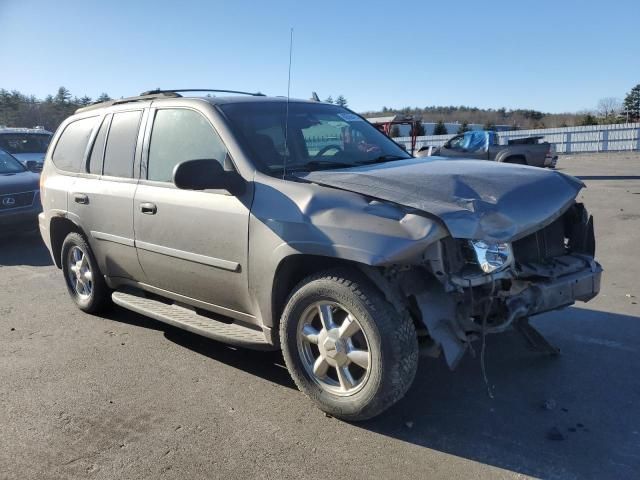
[365,83,640,131]
[0,87,111,132]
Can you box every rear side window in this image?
[147,109,227,182]
[51,117,98,172]
[88,115,111,174]
[103,110,142,178]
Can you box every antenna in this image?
[283,27,293,179]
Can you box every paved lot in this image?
[1,152,639,479]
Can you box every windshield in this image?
[0,149,26,174]
[219,102,411,174]
[0,133,51,155]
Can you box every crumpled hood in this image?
[296,157,584,242]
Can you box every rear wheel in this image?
[504,156,526,165]
[280,268,418,421]
[61,232,111,313]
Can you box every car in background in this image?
[0,127,53,166]
[430,130,557,168]
[0,148,42,234]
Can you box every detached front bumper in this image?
[414,253,602,369]
[502,256,602,322]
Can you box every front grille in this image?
[0,191,36,210]
[513,216,566,264]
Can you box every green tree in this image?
[483,121,496,131]
[579,114,598,126]
[324,95,334,104]
[78,95,93,106]
[457,121,469,134]
[97,93,112,103]
[335,95,348,107]
[622,84,640,122]
[433,120,447,135]
[390,125,401,137]
[54,86,71,104]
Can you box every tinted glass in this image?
[0,133,51,154]
[51,117,98,172]
[147,109,227,182]
[0,149,26,174]
[220,102,410,174]
[88,115,111,174]
[103,110,142,178]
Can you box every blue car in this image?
[0,148,42,234]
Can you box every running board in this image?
[112,290,272,350]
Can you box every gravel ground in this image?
[1,151,639,479]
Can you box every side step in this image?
[112,290,272,350]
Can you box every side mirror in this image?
[26,160,42,172]
[173,159,243,193]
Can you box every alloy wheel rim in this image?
[67,246,93,300]
[297,301,372,396]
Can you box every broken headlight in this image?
[468,240,514,273]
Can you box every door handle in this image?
[73,193,89,204]
[140,202,157,215]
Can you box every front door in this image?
[133,107,252,317]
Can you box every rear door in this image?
[133,106,252,317]
[68,108,147,281]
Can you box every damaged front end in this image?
[376,202,602,369]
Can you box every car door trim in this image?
[91,231,135,247]
[135,240,240,272]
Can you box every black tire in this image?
[280,268,418,421]
[61,232,111,313]
[504,156,526,165]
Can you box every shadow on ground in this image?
[0,232,53,267]
[104,305,295,390]
[577,175,640,180]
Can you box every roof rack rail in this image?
[140,88,265,97]
[75,91,182,114]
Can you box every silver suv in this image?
[39,89,602,420]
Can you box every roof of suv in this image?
[75,90,319,114]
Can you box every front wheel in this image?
[280,268,418,421]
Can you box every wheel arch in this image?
[499,153,527,165]
[49,216,85,268]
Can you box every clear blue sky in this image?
[1,0,638,113]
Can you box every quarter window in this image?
[147,109,228,182]
[103,110,142,178]
[51,117,99,172]
[88,115,111,174]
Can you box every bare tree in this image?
[597,97,622,118]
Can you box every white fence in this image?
[395,123,640,154]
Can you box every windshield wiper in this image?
[356,154,409,166]
[285,160,355,172]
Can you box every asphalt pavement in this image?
[1,152,639,479]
